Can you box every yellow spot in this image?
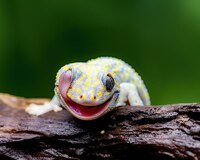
[92,83,97,87]
[76,88,81,94]
[81,65,86,69]
[81,85,87,90]
[81,94,86,100]
[63,66,69,71]
[71,95,75,99]
[67,91,71,97]
[87,71,91,75]
[105,64,109,69]
[89,90,95,94]
[71,87,75,92]
[68,91,74,99]
[99,85,104,90]
[79,75,84,81]
[85,80,90,86]
[97,91,102,97]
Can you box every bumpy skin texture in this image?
[26,57,150,120]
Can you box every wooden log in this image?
[0,93,200,160]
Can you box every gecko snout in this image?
[79,95,97,100]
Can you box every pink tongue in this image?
[65,98,109,117]
[59,70,72,99]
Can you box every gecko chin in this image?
[62,92,119,120]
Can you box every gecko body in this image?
[26,57,150,120]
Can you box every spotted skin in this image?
[26,57,150,120]
[88,57,150,105]
[55,62,120,107]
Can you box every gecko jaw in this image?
[62,92,119,120]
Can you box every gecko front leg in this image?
[25,95,62,116]
[117,83,144,106]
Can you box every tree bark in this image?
[0,93,200,160]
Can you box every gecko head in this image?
[55,65,120,120]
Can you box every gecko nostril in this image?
[93,96,96,100]
[80,95,83,99]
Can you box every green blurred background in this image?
[0,0,200,105]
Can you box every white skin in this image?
[25,82,143,116]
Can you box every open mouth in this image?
[57,70,119,120]
[63,97,112,120]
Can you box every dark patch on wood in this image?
[0,93,200,159]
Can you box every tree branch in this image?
[0,93,200,160]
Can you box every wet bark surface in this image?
[0,93,200,160]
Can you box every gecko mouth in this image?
[61,92,119,120]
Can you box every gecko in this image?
[26,57,150,120]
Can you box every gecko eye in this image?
[104,74,115,92]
